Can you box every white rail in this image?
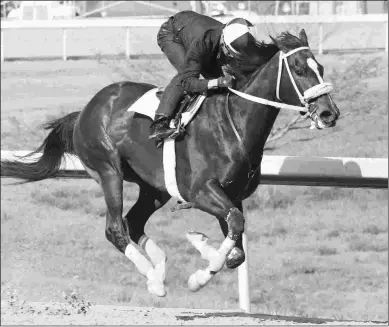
[1,150,388,313]
[1,14,387,62]
[2,151,388,188]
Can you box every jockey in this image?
[149,10,261,143]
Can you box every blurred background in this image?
[1,1,388,20]
[0,1,387,60]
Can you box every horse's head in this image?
[271,30,340,129]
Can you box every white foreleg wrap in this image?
[209,237,235,272]
[187,232,236,292]
[186,232,219,261]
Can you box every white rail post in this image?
[385,21,388,53]
[62,29,67,61]
[1,29,4,63]
[238,229,251,313]
[125,27,130,59]
[318,23,323,55]
[32,1,37,20]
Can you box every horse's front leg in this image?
[218,202,246,269]
[187,179,245,291]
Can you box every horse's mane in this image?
[227,31,304,80]
[256,31,305,64]
[271,31,305,51]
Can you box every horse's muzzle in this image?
[310,103,338,129]
[320,109,337,126]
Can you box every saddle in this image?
[156,87,206,142]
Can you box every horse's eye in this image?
[295,69,304,76]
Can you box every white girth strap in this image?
[163,138,186,203]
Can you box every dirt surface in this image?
[1,301,387,325]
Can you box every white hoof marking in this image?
[147,279,167,297]
[188,269,212,292]
[147,269,167,297]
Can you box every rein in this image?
[224,46,334,187]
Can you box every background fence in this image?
[1,14,388,62]
[2,150,387,312]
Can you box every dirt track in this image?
[1,301,387,325]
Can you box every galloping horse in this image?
[1,30,340,297]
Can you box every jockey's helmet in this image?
[220,17,259,60]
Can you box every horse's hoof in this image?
[226,247,245,269]
[147,280,166,297]
[154,263,166,284]
[188,270,211,292]
[188,274,202,292]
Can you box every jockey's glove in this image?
[207,74,235,89]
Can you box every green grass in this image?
[1,53,388,322]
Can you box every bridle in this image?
[228,46,334,120]
[276,46,333,118]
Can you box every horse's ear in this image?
[299,29,309,47]
[270,35,286,52]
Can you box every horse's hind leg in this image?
[80,154,165,296]
[99,165,129,253]
[123,180,171,296]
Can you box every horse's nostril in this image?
[320,110,332,120]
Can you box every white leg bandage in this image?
[140,236,167,282]
[208,237,236,272]
[218,237,236,257]
[187,233,237,292]
[186,232,219,261]
[125,243,154,277]
[125,242,167,297]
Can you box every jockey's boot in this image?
[149,114,175,143]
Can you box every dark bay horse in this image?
[1,30,339,297]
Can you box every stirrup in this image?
[149,127,176,140]
[169,123,186,139]
[149,116,171,140]
[156,139,164,148]
[150,115,168,128]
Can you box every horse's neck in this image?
[229,54,281,161]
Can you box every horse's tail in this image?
[1,111,80,182]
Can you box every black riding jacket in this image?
[169,11,226,93]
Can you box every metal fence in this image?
[1,14,388,62]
